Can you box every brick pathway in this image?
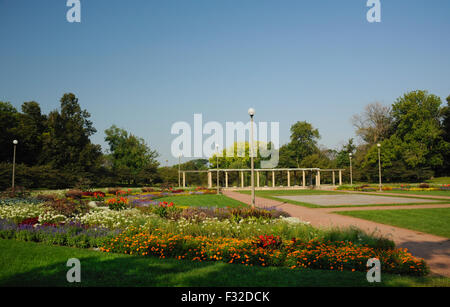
[223,190,450,277]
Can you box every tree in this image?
[352,102,393,145]
[10,101,47,165]
[0,102,19,162]
[360,91,450,180]
[40,93,102,173]
[335,139,357,168]
[105,125,159,185]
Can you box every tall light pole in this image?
[248,108,255,208]
[12,140,18,191]
[377,143,382,192]
[215,144,220,195]
[178,154,181,188]
[349,152,353,186]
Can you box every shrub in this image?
[43,198,90,218]
[419,183,430,189]
[65,189,83,199]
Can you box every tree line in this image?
[1,90,449,189]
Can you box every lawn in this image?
[0,239,448,287]
[376,190,450,197]
[337,208,450,238]
[157,194,247,208]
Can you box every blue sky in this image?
[1,0,449,165]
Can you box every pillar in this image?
[302,171,306,187]
[208,171,212,188]
[332,171,335,186]
[256,171,260,188]
[287,171,291,187]
[339,170,342,186]
[182,172,186,188]
[225,171,228,188]
[272,171,275,187]
[317,170,321,187]
[240,171,244,188]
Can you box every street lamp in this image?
[349,153,353,186]
[12,140,18,191]
[215,144,220,195]
[248,108,255,208]
[178,154,181,188]
[377,143,382,192]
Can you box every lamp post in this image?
[349,152,353,186]
[178,154,181,188]
[12,140,18,191]
[377,143,382,192]
[215,144,220,195]
[248,108,255,208]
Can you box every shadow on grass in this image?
[0,251,386,287]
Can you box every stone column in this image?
[332,171,335,186]
[256,171,260,188]
[208,171,212,188]
[287,171,291,187]
[240,171,244,188]
[302,170,306,187]
[225,171,228,188]
[272,171,275,187]
[316,170,321,187]
[182,172,186,188]
[339,170,342,186]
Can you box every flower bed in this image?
[100,228,428,276]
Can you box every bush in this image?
[65,189,83,199]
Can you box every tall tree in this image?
[41,93,101,172]
[352,102,393,145]
[105,125,159,184]
[0,102,19,162]
[10,101,47,165]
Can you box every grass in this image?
[426,177,450,184]
[337,208,450,238]
[157,194,247,208]
[375,190,450,197]
[0,239,448,287]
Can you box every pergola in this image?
[180,168,346,189]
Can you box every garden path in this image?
[223,190,450,277]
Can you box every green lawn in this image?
[158,194,247,208]
[377,190,450,197]
[426,177,450,184]
[337,208,450,238]
[0,239,448,287]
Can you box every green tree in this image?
[105,125,159,185]
[335,139,357,168]
[10,101,47,165]
[0,102,19,162]
[40,93,102,173]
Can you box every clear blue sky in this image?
[1,0,449,165]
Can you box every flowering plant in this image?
[107,197,128,211]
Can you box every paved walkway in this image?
[223,190,450,277]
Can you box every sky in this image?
[1,0,449,165]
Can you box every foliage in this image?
[100,228,428,276]
[105,125,159,185]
